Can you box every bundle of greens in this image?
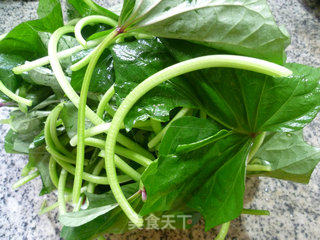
[1,0,320,239]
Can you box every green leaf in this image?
[71,50,115,93]
[119,0,136,25]
[61,183,141,240]
[21,67,64,96]
[28,138,56,195]
[141,116,251,230]
[164,39,320,134]
[60,204,119,227]
[111,38,198,129]
[60,102,93,139]
[0,0,63,59]
[67,0,118,20]
[4,110,47,154]
[250,130,320,184]
[0,54,25,101]
[128,0,289,63]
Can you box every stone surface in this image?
[0,0,319,239]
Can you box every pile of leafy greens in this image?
[1,0,320,239]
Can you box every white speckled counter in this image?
[0,0,319,239]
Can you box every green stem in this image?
[246,164,272,172]
[248,132,266,163]
[85,138,152,167]
[12,170,40,189]
[200,110,207,119]
[0,81,32,106]
[214,222,230,240]
[74,29,118,204]
[52,155,132,185]
[242,208,270,216]
[58,169,68,215]
[49,157,72,193]
[148,108,190,149]
[104,54,292,227]
[13,38,103,74]
[97,85,115,117]
[48,26,152,160]
[114,155,141,182]
[74,15,117,47]
[74,195,85,212]
[49,103,74,158]
[150,119,162,134]
[70,122,111,146]
[87,159,105,193]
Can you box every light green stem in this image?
[104,54,292,227]
[48,26,153,160]
[70,122,111,146]
[97,85,115,117]
[214,222,230,240]
[150,119,162,134]
[49,103,74,158]
[246,164,272,172]
[58,169,68,215]
[13,38,103,74]
[0,81,32,106]
[49,157,72,193]
[114,155,141,182]
[12,170,40,189]
[85,138,152,167]
[148,108,190,149]
[74,29,118,204]
[242,208,270,216]
[87,159,105,193]
[248,132,266,163]
[52,155,132,185]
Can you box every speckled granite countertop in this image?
[0,0,319,239]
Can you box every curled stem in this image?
[75,15,117,47]
[0,81,32,106]
[104,55,292,227]
[48,26,152,160]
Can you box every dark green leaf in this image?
[128,0,289,63]
[250,130,320,184]
[164,39,320,134]
[28,141,56,195]
[0,54,25,101]
[61,183,141,240]
[0,0,63,59]
[71,50,115,93]
[111,38,198,129]
[141,117,251,229]
[67,0,118,20]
